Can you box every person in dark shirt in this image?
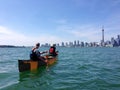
[30,43,47,62]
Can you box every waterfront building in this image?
[74,40,77,46]
[65,42,69,47]
[118,35,120,39]
[85,42,89,47]
[61,42,65,47]
[77,40,80,46]
[106,40,111,45]
[117,35,120,46]
[93,42,99,47]
[56,43,60,47]
[81,42,84,47]
[39,33,120,47]
[69,42,73,47]
[111,37,118,47]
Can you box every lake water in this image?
[0,47,120,90]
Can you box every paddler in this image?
[30,43,48,62]
[49,44,58,57]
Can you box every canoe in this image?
[18,55,58,72]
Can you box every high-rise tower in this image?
[102,27,104,43]
[101,26,105,46]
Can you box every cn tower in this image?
[102,27,104,43]
[102,26,104,46]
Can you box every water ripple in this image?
[0,47,120,90]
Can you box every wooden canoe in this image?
[18,55,58,72]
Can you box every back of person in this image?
[30,43,48,62]
[30,48,40,60]
[30,43,41,61]
[30,50,38,60]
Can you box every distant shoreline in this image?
[0,45,26,48]
[0,45,120,48]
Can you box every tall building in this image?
[74,40,77,46]
[81,42,84,47]
[85,42,89,47]
[118,35,120,39]
[101,26,105,46]
[65,42,68,47]
[77,40,80,46]
[69,42,73,47]
[116,35,120,46]
[61,42,65,47]
[111,37,118,47]
[102,28,104,42]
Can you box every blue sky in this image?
[0,0,120,46]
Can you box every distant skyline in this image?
[0,0,120,46]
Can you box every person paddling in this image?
[49,44,58,57]
[30,43,48,62]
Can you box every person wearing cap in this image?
[30,43,48,62]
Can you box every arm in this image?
[40,51,48,54]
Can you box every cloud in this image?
[0,26,26,40]
[30,34,63,45]
[0,26,63,46]
[0,26,28,45]
[56,24,102,41]
[56,21,120,42]
[0,26,13,35]
[55,19,67,24]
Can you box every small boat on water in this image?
[18,55,58,72]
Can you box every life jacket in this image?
[49,47,54,54]
[30,50,38,60]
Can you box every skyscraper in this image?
[117,35,120,46]
[117,35,120,39]
[74,40,77,46]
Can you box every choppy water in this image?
[0,47,120,90]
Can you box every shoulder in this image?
[32,47,36,51]
[32,47,39,52]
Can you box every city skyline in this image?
[0,0,120,46]
[40,34,120,47]
[0,33,120,47]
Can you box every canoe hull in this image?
[18,56,57,72]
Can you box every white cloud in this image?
[55,19,67,24]
[57,24,102,42]
[0,26,13,35]
[31,34,63,45]
[56,22,120,42]
[0,26,63,46]
[0,26,29,45]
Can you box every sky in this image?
[0,0,120,46]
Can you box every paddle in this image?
[45,55,49,71]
